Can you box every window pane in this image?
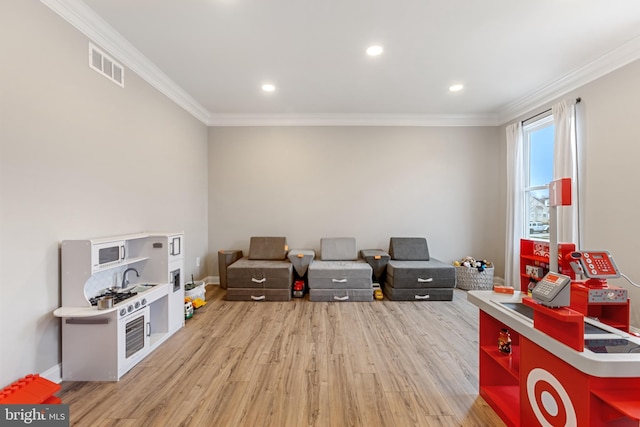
[526,188,550,238]
[522,114,554,242]
[528,125,554,187]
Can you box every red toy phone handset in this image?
[568,250,620,287]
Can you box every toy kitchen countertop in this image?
[468,290,640,378]
[54,283,169,318]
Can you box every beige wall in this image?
[0,2,208,386]
[208,126,503,275]
[576,59,640,327]
[498,59,640,327]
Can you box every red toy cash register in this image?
[567,250,630,332]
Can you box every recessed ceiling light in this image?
[366,45,384,56]
[262,83,276,92]
[449,84,464,92]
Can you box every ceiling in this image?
[46,0,640,126]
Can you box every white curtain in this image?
[552,100,581,248]
[505,122,524,287]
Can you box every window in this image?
[523,113,554,240]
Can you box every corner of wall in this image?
[41,363,62,384]
[204,276,219,285]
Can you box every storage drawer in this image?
[227,258,293,289]
[309,288,373,302]
[308,276,372,289]
[386,259,455,289]
[227,276,292,289]
[382,285,454,301]
[308,260,372,289]
[308,260,372,281]
[225,288,291,301]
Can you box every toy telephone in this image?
[532,272,572,307]
[568,251,620,279]
[567,250,628,304]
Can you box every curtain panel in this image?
[505,122,524,287]
[552,100,581,248]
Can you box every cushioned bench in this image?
[308,238,373,302]
[226,237,293,301]
[383,237,456,301]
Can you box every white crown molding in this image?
[497,34,640,125]
[40,0,211,124]
[38,1,640,128]
[207,113,499,127]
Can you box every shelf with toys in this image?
[519,239,575,292]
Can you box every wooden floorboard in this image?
[59,286,505,427]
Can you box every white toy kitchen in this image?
[53,232,184,381]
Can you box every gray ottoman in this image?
[287,249,315,277]
[360,249,390,283]
[218,249,243,289]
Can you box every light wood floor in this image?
[59,286,505,427]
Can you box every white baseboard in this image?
[41,363,62,384]
[204,276,219,285]
[191,276,218,285]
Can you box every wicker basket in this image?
[455,266,494,290]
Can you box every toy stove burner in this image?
[89,290,138,306]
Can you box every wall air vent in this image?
[89,43,124,87]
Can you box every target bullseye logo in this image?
[526,368,577,427]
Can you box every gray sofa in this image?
[226,237,293,301]
[383,237,456,301]
[308,237,373,302]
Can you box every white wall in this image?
[499,59,640,327]
[0,2,208,386]
[208,126,502,275]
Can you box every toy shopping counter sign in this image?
[521,338,640,426]
[521,340,583,426]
